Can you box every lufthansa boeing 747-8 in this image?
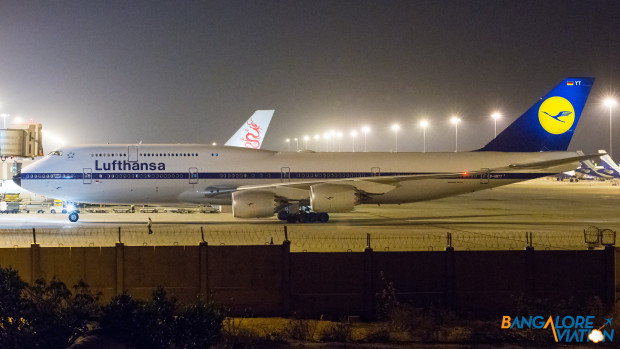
[14,78,599,222]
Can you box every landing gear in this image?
[68,211,79,222]
[277,207,329,223]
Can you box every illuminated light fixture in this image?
[361,126,370,152]
[491,112,501,138]
[419,120,429,152]
[604,97,617,157]
[285,138,290,151]
[391,124,400,152]
[350,130,357,152]
[451,116,460,152]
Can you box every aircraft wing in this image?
[505,153,603,170]
[233,153,601,199]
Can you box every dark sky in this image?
[1,0,618,154]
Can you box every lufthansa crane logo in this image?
[538,96,575,134]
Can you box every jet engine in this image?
[310,184,358,212]
[232,190,279,218]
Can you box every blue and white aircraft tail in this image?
[598,150,620,178]
[224,110,274,149]
[479,78,594,152]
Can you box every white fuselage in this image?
[18,144,578,206]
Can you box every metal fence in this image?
[0,225,613,251]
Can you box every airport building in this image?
[1,122,43,193]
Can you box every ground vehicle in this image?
[199,205,219,213]
[0,201,20,213]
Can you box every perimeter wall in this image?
[0,242,616,318]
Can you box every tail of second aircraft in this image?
[478,77,594,152]
[597,150,620,178]
[225,110,274,149]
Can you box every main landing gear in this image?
[278,208,329,223]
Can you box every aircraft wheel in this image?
[301,211,310,223]
[50,209,56,214]
[318,212,329,223]
[286,214,298,223]
[308,212,317,223]
[68,211,79,222]
[277,210,288,221]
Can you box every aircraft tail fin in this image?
[225,110,274,149]
[597,150,620,176]
[478,77,594,152]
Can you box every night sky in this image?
[1,0,618,154]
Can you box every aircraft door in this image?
[480,168,490,184]
[281,167,291,182]
[128,146,138,162]
[83,168,92,184]
[189,167,198,184]
[371,167,381,177]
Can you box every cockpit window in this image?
[48,151,63,156]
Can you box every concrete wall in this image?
[0,243,615,318]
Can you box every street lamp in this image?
[350,130,357,152]
[361,126,370,152]
[314,134,320,151]
[491,112,501,138]
[303,135,309,150]
[1,113,10,129]
[419,120,429,152]
[285,138,290,152]
[451,116,460,152]
[604,98,617,158]
[323,133,330,152]
[391,124,400,152]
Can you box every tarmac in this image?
[0,178,619,250]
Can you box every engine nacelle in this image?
[310,184,358,212]
[232,191,278,218]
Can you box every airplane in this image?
[597,150,620,178]
[13,77,600,223]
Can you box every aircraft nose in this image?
[13,171,21,187]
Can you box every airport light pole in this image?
[605,98,617,158]
[361,126,370,152]
[491,112,501,138]
[303,136,309,150]
[1,113,9,129]
[285,138,290,152]
[451,116,460,152]
[350,130,357,152]
[337,132,343,152]
[391,124,400,152]
[419,120,428,152]
[323,133,330,152]
[314,134,320,151]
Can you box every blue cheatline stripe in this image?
[22,172,551,181]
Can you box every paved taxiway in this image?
[1,179,619,251]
